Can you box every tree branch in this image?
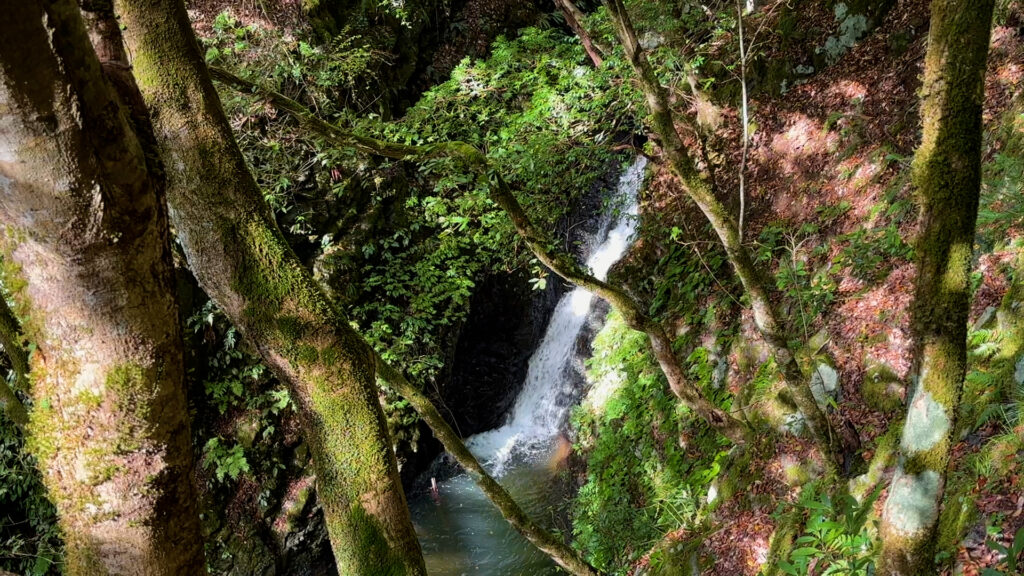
[209,65,749,442]
[372,349,600,576]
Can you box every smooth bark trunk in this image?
[878,1,995,573]
[210,66,751,445]
[0,1,205,573]
[109,0,427,572]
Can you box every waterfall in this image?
[410,156,647,575]
[467,156,647,474]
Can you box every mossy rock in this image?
[234,411,262,449]
[861,358,903,412]
[642,538,702,576]
[809,361,840,411]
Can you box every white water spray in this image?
[467,157,647,474]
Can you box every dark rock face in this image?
[444,269,565,434]
[438,154,628,436]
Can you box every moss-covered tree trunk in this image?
[108,0,427,573]
[878,1,995,573]
[0,1,205,573]
[209,65,751,446]
[599,0,852,474]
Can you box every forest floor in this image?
[634,0,1024,573]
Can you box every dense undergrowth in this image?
[2,1,1024,575]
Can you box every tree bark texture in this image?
[878,1,995,573]
[554,0,604,67]
[110,0,427,573]
[0,1,205,573]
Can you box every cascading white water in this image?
[466,157,646,475]
[410,157,646,575]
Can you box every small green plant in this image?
[202,437,251,483]
[838,222,913,282]
[981,523,1024,575]
[0,412,61,575]
[774,483,881,576]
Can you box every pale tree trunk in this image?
[210,65,751,445]
[599,0,854,475]
[878,1,995,573]
[0,1,205,574]
[107,0,427,572]
[554,0,605,66]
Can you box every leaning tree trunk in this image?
[554,0,605,67]
[0,1,205,574]
[599,0,852,475]
[101,0,598,569]
[878,1,995,573]
[209,65,751,446]
[109,0,427,572]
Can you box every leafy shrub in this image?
[203,437,251,483]
[571,311,730,571]
[0,414,61,575]
[772,482,881,576]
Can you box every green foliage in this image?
[0,412,61,575]
[649,234,723,320]
[204,17,644,456]
[754,222,840,335]
[978,109,1024,248]
[203,10,385,119]
[837,220,913,283]
[982,522,1024,575]
[187,301,274,415]
[771,483,881,576]
[571,310,730,571]
[203,437,251,483]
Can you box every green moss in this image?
[65,535,109,576]
[107,363,152,452]
[761,507,802,576]
[295,344,320,366]
[934,470,976,565]
[862,359,903,412]
[25,398,58,469]
[647,537,701,576]
[320,346,341,368]
[76,388,104,408]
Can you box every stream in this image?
[409,157,646,575]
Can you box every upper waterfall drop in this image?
[467,156,647,475]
